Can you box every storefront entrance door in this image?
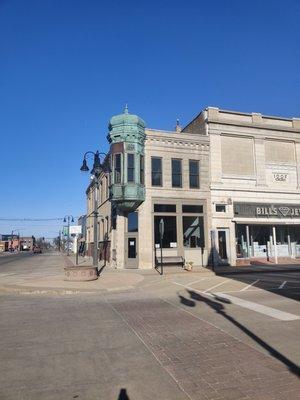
[217,229,229,263]
[125,234,139,269]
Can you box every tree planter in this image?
[64,266,98,281]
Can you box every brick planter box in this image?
[64,266,98,281]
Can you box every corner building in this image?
[85,107,300,269]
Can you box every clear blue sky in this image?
[0,0,299,238]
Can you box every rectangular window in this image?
[128,212,138,232]
[114,154,121,184]
[182,205,203,213]
[216,204,226,212]
[140,155,144,185]
[189,160,199,188]
[154,216,177,248]
[105,176,109,199]
[154,204,176,213]
[172,159,182,188]
[127,154,135,182]
[151,157,162,186]
[183,216,204,248]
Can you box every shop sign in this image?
[234,203,300,218]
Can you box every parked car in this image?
[33,247,42,254]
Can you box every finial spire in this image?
[124,104,129,114]
[175,118,181,132]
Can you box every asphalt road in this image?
[0,253,299,400]
[0,251,62,274]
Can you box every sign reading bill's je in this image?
[234,203,300,218]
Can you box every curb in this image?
[0,285,99,296]
[215,267,300,275]
[0,284,137,296]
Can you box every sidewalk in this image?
[0,254,213,295]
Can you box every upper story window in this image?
[151,157,162,186]
[172,159,182,188]
[189,160,199,189]
[127,154,135,182]
[140,155,144,185]
[216,204,226,212]
[114,154,121,184]
[105,176,109,199]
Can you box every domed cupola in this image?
[108,106,146,212]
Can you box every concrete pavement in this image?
[0,252,300,399]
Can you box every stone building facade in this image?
[85,107,300,269]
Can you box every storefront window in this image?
[154,216,177,248]
[182,205,203,213]
[154,204,176,212]
[183,216,204,248]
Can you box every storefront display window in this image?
[183,216,204,248]
[154,216,177,248]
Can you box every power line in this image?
[0,217,79,221]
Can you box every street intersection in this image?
[0,252,299,399]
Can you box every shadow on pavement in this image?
[216,270,300,302]
[179,289,300,377]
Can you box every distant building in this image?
[85,107,300,269]
[0,234,35,251]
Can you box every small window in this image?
[189,160,199,188]
[216,204,226,212]
[128,212,138,232]
[182,205,203,213]
[151,157,162,186]
[114,154,121,184]
[140,155,144,185]
[172,159,182,188]
[154,204,176,213]
[127,154,135,182]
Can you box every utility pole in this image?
[58,230,61,251]
[63,215,74,256]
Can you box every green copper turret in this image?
[108,106,146,211]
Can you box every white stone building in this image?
[85,107,300,269]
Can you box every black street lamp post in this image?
[63,215,74,256]
[80,151,108,268]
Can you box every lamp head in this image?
[91,151,102,175]
[63,218,66,223]
[80,158,89,172]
